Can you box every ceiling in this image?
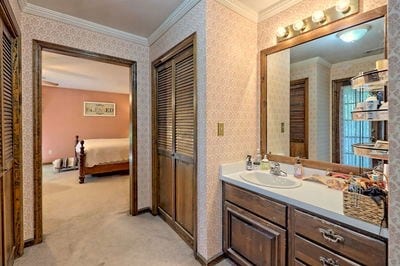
[291,17,385,64]
[236,0,282,12]
[27,0,185,37]
[42,51,130,94]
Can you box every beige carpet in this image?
[15,166,229,266]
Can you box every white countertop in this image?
[220,161,388,239]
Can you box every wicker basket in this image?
[343,191,387,227]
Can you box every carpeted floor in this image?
[15,166,229,266]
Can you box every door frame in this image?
[290,78,309,158]
[32,40,138,245]
[151,34,197,252]
[0,0,23,259]
[331,78,351,163]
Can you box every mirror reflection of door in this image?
[290,78,308,158]
[332,78,372,168]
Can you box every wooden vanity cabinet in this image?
[222,182,387,266]
[223,183,287,265]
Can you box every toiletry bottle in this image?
[253,149,262,170]
[246,155,253,171]
[260,155,270,170]
[294,157,303,179]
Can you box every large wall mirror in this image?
[260,6,387,169]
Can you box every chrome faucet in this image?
[270,162,287,176]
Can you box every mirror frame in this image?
[260,5,387,174]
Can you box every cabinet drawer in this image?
[223,201,286,266]
[224,183,287,227]
[295,235,360,266]
[294,210,386,265]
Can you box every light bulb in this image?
[336,0,351,13]
[293,20,305,31]
[312,10,326,23]
[276,26,288,38]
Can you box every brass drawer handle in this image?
[320,256,339,266]
[318,228,344,243]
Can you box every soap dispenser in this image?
[294,157,303,179]
[246,155,253,171]
[253,149,262,170]
[260,155,270,170]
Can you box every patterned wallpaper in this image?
[330,54,384,81]
[267,50,290,156]
[316,62,331,162]
[388,0,400,264]
[21,13,151,240]
[205,0,257,257]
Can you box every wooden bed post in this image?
[79,140,86,184]
[75,135,79,162]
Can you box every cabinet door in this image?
[223,201,286,266]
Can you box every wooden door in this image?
[156,61,174,217]
[155,42,196,247]
[0,21,15,265]
[290,79,308,158]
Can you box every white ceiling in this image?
[42,51,130,94]
[236,0,282,12]
[290,17,385,64]
[27,0,185,37]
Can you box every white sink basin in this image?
[240,171,302,189]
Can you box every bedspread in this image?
[76,138,129,167]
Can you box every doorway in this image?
[290,78,309,158]
[32,41,138,245]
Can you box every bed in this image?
[75,135,130,183]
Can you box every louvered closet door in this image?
[0,23,15,265]
[156,61,174,217]
[174,48,194,235]
[156,45,195,243]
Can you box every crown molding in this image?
[19,1,148,46]
[215,0,258,22]
[148,0,201,45]
[258,0,303,22]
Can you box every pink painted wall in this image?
[42,86,129,163]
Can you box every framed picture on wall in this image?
[84,101,116,117]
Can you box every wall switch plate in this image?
[217,123,224,136]
[281,122,285,133]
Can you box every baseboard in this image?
[24,238,35,248]
[195,251,226,266]
[137,207,151,215]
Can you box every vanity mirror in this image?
[260,6,387,169]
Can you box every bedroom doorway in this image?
[31,41,138,245]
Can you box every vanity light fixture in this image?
[336,0,351,13]
[276,26,288,38]
[276,0,359,43]
[293,20,306,31]
[337,26,370,42]
[312,10,326,23]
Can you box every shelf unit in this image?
[350,69,388,161]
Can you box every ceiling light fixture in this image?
[336,0,351,13]
[337,26,370,43]
[312,10,326,23]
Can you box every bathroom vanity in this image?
[220,162,387,266]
